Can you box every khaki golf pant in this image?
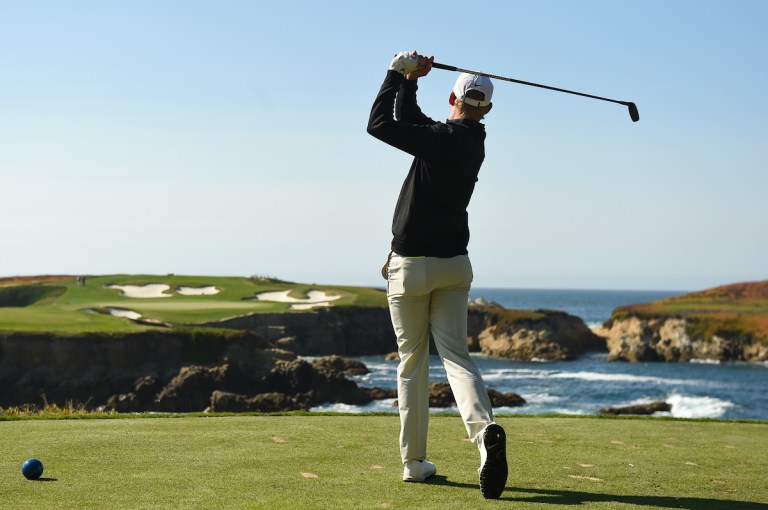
[386,253,494,464]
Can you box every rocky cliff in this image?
[598,316,768,362]
[203,306,394,356]
[597,281,768,362]
[468,302,606,360]
[0,330,373,412]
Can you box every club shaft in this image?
[432,62,630,107]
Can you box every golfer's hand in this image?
[389,51,419,75]
[405,53,434,81]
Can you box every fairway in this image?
[1,415,766,509]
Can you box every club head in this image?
[627,102,640,122]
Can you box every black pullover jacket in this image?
[367,70,486,257]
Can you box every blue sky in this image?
[1,1,766,290]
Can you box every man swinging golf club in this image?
[367,50,508,499]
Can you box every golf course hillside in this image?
[599,281,768,362]
[0,274,387,333]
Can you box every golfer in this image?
[367,51,508,499]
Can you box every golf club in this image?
[432,62,639,122]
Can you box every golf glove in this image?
[389,51,418,75]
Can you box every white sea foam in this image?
[690,358,721,365]
[666,394,734,419]
[523,392,563,404]
[484,369,692,386]
[549,371,693,386]
[311,399,396,414]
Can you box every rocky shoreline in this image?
[2,288,765,413]
[0,303,601,413]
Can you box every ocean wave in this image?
[485,369,693,386]
[311,399,397,414]
[549,371,695,385]
[690,358,721,365]
[522,392,563,404]
[666,393,734,419]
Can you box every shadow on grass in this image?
[33,478,58,482]
[429,478,767,509]
[506,487,768,509]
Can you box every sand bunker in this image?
[107,284,172,298]
[107,307,143,320]
[177,286,220,296]
[107,283,220,298]
[254,290,341,310]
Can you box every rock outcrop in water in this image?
[600,401,671,416]
[467,302,606,361]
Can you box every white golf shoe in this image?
[402,459,437,482]
[478,423,507,499]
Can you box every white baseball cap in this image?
[450,73,493,107]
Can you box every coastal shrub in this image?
[489,308,548,335]
[0,285,66,308]
[685,316,753,341]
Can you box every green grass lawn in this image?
[0,275,387,333]
[1,415,766,509]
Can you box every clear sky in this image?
[1,1,766,291]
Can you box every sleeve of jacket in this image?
[396,78,434,125]
[367,70,453,164]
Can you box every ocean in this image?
[312,288,768,420]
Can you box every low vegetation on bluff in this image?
[609,281,768,345]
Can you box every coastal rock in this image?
[600,316,768,363]
[469,304,606,361]
[393,382,525,409]
[311,355,369,376]
[365,387,397,400]
[487,388,527,408]
[263,358,372,407]
[155,365,228,412]
[600,401,671,415]
[209,390,308,413]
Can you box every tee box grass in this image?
[1,414,766,509]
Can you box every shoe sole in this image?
[402,474,434,482]
[402,471,436,483]
[479,423,508,499]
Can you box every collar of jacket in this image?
[447,118,485,130]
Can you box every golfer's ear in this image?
[486,102,493,114]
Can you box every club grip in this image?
[431,62,457,72]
